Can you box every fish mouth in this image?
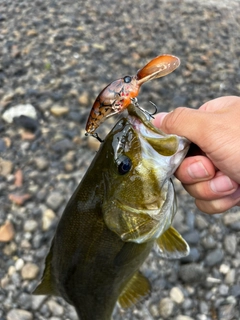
[115,199,161,218]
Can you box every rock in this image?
[15,258,24,271]
[47,300,64,316]
[23,220,38,232]
[13,115,39,133]
[175,316,194,320]
[42,209,56,231]
[201,235,217,249]
[46,191,64,211]
[8,193,31,206]
[222,210,240,225]
[225,269,236,285]
[219,284,229,296]
[78,92,89,105]
[31,295,47,310]
[180,247,200,263]
[21,263,39,280]
[159,297,175,319]
[34,157,49,171]
[170,286,184,304]
[205,248,224,267]
[0,220,15,242]
[2,104,37,123]
[50,106,69,116]
[0,158,13,177]
[51,138,74,153]
[14,169,23,187]
[219,264,230,274]
[182,230,200,245]
[230,284,240,297]
[6,309,33,320]
[224,234,237,255]
[218,303,235,320]
[179,264,206,283]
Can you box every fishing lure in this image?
[85,54,180,135]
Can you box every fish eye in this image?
[116,155,132,175]
[123,76,132,83]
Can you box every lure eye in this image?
[117,156,132,175]
[123,76,132,83]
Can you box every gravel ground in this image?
[0,0,240,319]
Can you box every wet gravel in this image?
[1,0,240,319]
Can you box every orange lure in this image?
[85,54,180,135]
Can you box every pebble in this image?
[159,297,175,319]
[201,235,217,249]
[175,316,195,320]
[170,287,184,304]
[47,300,64,316]
[182,230,200,245]
[42,208,56,230]
[0,157,13,177]
[34,156,49,171]
[24,220,38,232]
[180,247,200,263]
[21,262,39,280]
[31,295,47,310]
[218,304,235,320]
[225,269,235,284]
[2,104,37,123]
[6,309,33,320]
[179,264,206,283]
[8,193,31,206]
[50,106,70,116]
[15,258,24,271]
[46,191,64,211]
[230,284,240,297]
[205,248,224,267]
[78,91,89,105]
[51,138,74,153]
[223,234,237,255]
[222,211,240,226]
[0,220,15,242]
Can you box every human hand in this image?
[152,96,240,214]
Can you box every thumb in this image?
[152,107,209,145]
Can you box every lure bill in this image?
[85,54,180,135]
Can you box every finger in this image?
[183,171,239,201]
[195,187,240,214]
[152,108,213,147]
[200,95,240,112]
[175,156,215,184]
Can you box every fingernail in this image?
[210,175,235,193]
[153,112,168,127]
[187,161,210,179]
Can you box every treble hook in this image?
[131,98,157,119]
[85,132,104,143]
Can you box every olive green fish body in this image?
[34,106,190,319]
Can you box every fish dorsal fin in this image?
[118,271,151,309]
[156,226,190,259]
[33,247,58,296]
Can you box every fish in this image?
[33,104,190,320]
[85,54,180,135]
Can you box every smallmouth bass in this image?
[34,105,190,320]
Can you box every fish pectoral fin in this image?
[118,271,151,309]
[156,226,190,259]
[32,248,58,296]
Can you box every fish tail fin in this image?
[32,248,58,296]
[156,226,189,259]
[118,271,151,309]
